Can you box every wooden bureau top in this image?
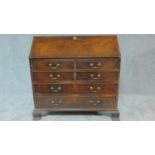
[30,36,120,59]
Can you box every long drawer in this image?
[34,96,117,110]
[33,83,118,95]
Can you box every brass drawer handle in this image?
[89,62,102,69]
[49,74,61,79]
[90,73,101,80]
[48,63,60,69]
[51,100,62,105]
[50,86,62,92]
[89,99,102,106]
[89,86,101,93]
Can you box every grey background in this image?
[0,34,154,120]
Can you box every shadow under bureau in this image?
[29,36,121,120]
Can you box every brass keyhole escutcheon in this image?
[73,36,77,40]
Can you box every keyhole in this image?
[73,36,77,40]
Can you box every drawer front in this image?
[35,96,117,110]
[32,72,74,82]
[33,84,118,95]
[76,71,119,82]
[76,58,120,70]
[32,60,74,71]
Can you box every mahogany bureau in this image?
[29,36,121,120]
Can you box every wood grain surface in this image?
[29,35,121,120]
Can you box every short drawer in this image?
[35,96,117,110]
[76,58,120,70]
[32,72,74,82]
[76,71,119,82]
[31,60,74,71]
[33,84,118,95]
